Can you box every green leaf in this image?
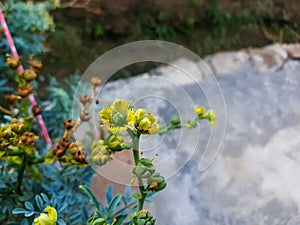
[132,193,142,200]
[24,201,34,211]
[35,195,44,210]
[107,194,122,217]
[40,193,50,205]
[106,184,113,204]
[24,211,35,217]
[92,218,106,225]
[79,185,100,210]
[113,215,127,225]
[12,208,27,214]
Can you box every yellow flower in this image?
[99,99,134,133]
[34,206,57,225]
[194,105,205,117]
[203,110,216,126]
[135,110,159,135]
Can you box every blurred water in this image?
[155,59,300,225]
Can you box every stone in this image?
[209,50,250,75]
[249,43,288,74]
[281,44,300,59]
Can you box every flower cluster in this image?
[47,119,88,165]
[132,158,166,193]
[33,206,57,225]
[99,99,159,135]
[130,210,156,225]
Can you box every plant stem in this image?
[0,105,13,116]
[132,132,147,211]
[15,158,26,194]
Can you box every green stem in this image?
[15,157,26,194]
[132,132,147,211]
[111,201,137,218]
[0,188,13,195]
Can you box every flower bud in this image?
[26,60,42,70]
[170,115,181,125]
[11,119,25,134]
[133,158,155,179]
[32,105,43,116]
[112,111,126,126]
[80,112,90,121]
[202,110,216,126]
[130,210,156,225]
[91,77,102,87]
[69,141,85,155]
[21,132,36,145]
[147,172,167,192]
[89,140,112,166]
[53,145,67,158]
[59,137,71,149]
[17,85,34,98]
[74,149,86,163]
[64,119,75,130]
[79,95,92,106]
[107,134,124,152]
[23,69,37,82]
[6,55,21,70]
[194,105,205,117]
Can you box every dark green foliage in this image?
[0,0,54,74]
[42,71,89,139]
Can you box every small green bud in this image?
[107,134,124,152]
[147,172,167,192]
[112,111,127,126]
[170,115,181,125]
[130,210,156,225]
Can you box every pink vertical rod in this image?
[0,7,52,147]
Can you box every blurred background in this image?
[1,1,300,224]
[1,0,299,82]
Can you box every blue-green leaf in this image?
[58,203,68,213]
[132,193,142,200]
[12,208,27,214]
[20,218,29,225]
[24,201,34,211]
[41,193,50,205]
[92,218,106,225]
[35,195,44,210]
[107,194,122,217]
[24,211,35,217]
[57,218,66,225]
[106,184,113,204]
[79,185,99,210]
[113,215,127,225]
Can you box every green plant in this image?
[0,53,216,224]
[0,0,55,74]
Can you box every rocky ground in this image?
[88,43,300,225]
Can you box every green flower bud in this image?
[130,210,156,225]
[186,119,197,128]
[112,111,127,126]
[147,172,167,192]
[133,158,156,178]
[89,140,112,166]
[10,119,25,134]
[170,115,181,125]
[107,134,124,152]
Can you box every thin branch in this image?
[0,105,13,116]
